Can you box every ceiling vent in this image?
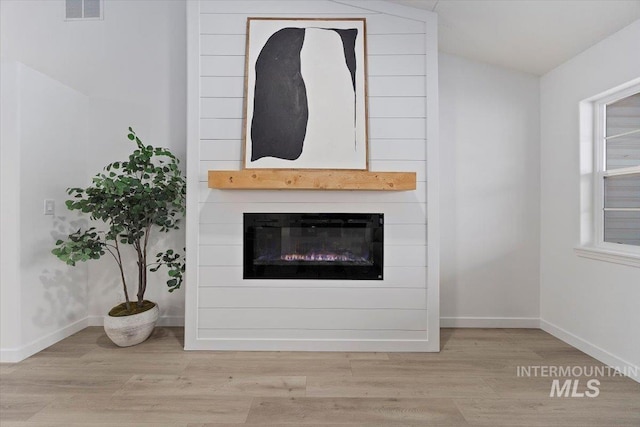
[65,0,103,20]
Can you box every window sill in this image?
[574,246,640,268]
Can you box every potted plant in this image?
[52,128,186,347]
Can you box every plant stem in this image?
[134,238,145,307]
[104,241,131,312]
[141,223,152,303]
[114,240,131,311]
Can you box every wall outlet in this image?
[44,199,55,216]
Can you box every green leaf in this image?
[52,127,186,302]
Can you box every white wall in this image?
[439,53,540,327]
[186,0,439,351]
[19,64,90,347]
[540,19,640,380]
[0,61,23,357]
[0,61,89,362]
[0,0,187,326]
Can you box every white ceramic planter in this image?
[104,303,159,347]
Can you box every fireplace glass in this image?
[244,213,383,280]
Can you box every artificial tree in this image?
[52,128,186,315]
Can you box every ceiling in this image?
[388,0,640,75]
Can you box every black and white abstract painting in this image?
[244,18,368,170]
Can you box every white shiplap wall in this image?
[186,0,439,351]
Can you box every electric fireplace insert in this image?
[244,213,383,280]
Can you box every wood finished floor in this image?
[1,327,639,426]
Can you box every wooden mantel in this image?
[208,169,416,191]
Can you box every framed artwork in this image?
[243,18,369,170]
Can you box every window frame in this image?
[576,80,640,268]
[64,0,104,21]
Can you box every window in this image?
[65,0,102,20]
[598,90,640,247]
[577,80,640,267]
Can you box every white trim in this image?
[158,316,185,327]
[440,317,540,328]
[593,242,640,257]
[574,246,640,268]
[579,100,596,245]
[595,79,640,105]
[184,0,201,350]
[606,128,640,141]
[184,338,432,352]
[541,319,640,383]
[424,10,440,352]
[64,17,103,22]
[0,318,88,363]
[602,166,640,177]
[1,315,186,362]
[578,78,640,259]
[88,316,102,326]
[88,315,185,327]
[594,97,606,246]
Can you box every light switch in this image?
[44,199,55,216]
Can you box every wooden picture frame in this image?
[243,18,369,170]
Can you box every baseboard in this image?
[87,315,184,327]
[0,347,24,363]
[440,316,540,328]
[540,319,639,383]
[1,316,185,363]
[185,339,439,352]
[0,317,88,363]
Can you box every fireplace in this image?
[244,213,383,280]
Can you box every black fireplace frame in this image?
[243,213,383,280]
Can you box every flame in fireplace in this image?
[280,251,368,263]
